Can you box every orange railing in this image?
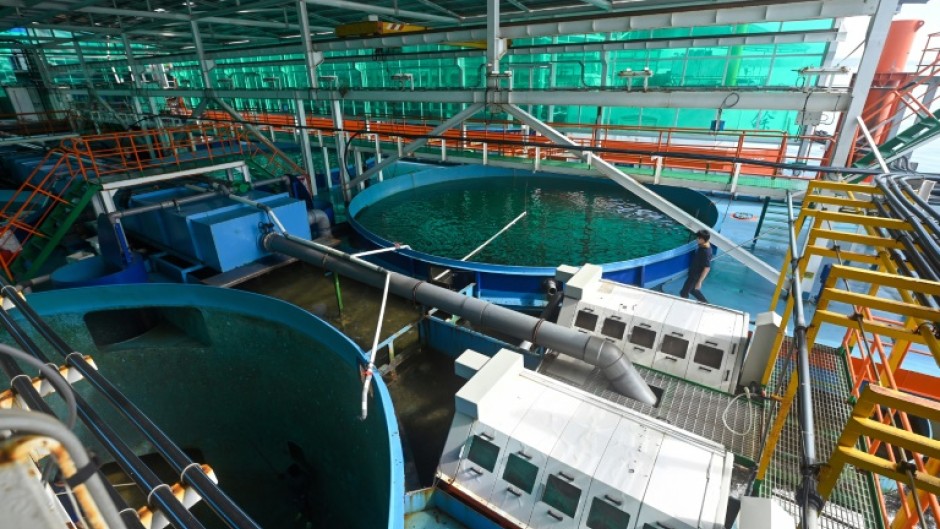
[200,109,832,183]
[0,122,299,279]
[841,309,940,528]
[0,110,78,138]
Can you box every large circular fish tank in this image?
[4,284,403,529]
[349,165,718,308]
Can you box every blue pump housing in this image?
[120,187,311,272]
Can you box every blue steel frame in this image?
[22,284,406,529]
[348,165,718,309]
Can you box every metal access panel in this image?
[440,349,734,529]
[634,436,732,529]
[584,420,664,529]
[487,388,582,525]
[527,402,621,529]
[623,295,673,368]
[687,308,747,391]
[452,375,548,502]
[650,302,702,378]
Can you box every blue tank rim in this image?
[349,165,717,276]
[21,283,406,529]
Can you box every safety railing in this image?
[196,108,834,186]
[818,385,940,529]
[0,110,78,137]
[839,307,940,528]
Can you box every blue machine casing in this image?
[121,187,311,272]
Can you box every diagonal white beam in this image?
[503,103,779,284]
[345,103,484,188]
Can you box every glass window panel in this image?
[629,326,656,349]
[467,435,499,472]
[586,497,631,529]
[575,310,599,332]
[601,318,626,340]
[694,344,724,369]
[542,474,581,518]
[503,453,539,494]
[660,335,689,359]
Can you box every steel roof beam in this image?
[410,0,461,19]
[306,0,873,52]
[579,0,612,11]
[72,6,303,30]
[304,0,460,24]
[73,86,851,112]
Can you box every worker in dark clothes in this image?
[680,229,712,303]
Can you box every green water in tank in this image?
[355,176,694,266]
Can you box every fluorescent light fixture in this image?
[227,40,249,44]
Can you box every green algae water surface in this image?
[355,176,693,267]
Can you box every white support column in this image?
[331,99,351,202]
[122,35,156,159]
[503,104,778,283]
[828,0,900,167]
[297,0,324,89]
[295,97,317,194]
[354,148,365,191]
[373,133,384,182]
[318,130,332,178]
[346,102,485,188]
[189,21,214,91]
[652,156,663,184]
[486,0,507,90]
[730,163,742,194]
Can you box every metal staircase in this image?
[0,145,100,281]
[853,32,940,168]
[752,197,802,248]
[853,105,940,168]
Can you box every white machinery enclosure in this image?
[555,265,749,393]
[438,349,734,529]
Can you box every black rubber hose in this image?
[876,177,940,275]
[0,307,202,529]
[896,175,940,238]
[0,284,262,529]
[872,200,940,307]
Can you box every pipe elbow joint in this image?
[592,338,657,406]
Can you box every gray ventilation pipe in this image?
[308,209,334,240]
[262,233,657,406]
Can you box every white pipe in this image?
[361,272,392,420]
[354,246,412,258]
[855,115,890,173]
[433,210,527,281]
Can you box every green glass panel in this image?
[586,497,631,529]
[467,435,500,472]
[542,474,581,518]
[503,454,539,494]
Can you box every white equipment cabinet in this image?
[439,349,734,529]
[687,307,748,390]
[650,302,701,378]
[555,265,749,393]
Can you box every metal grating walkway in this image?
[537,353,762,462]
[538,339,880,529]
[761,340,880,529]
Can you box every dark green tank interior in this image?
[0,286,397,529]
